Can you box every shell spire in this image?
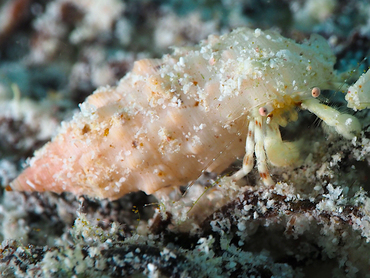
[10,136,84,195]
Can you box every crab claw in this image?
[346,69,370,111]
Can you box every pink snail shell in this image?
[10,27,362,200]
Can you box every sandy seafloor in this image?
[1,0,370,277]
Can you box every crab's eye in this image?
[259,104,273,116]
[311,87,321,98]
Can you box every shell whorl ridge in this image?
[10,27,364,200]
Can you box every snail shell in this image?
[10,28,361,199]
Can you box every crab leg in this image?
[232,120,256,181]
[254,115,274,185]
[301,98,361,139]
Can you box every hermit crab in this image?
[9,27,368,200]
